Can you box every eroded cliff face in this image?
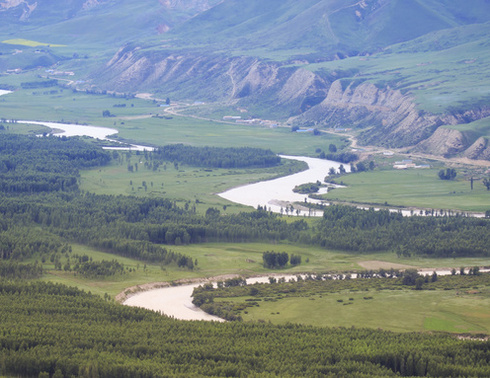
[291,79,490,159]
[95,48,327,109]
[0,0,37,20]
[94,46,489,160]
[415,128,468,157]
[292,80,444,148]
[464,137,490,160]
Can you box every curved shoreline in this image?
[219,155,349,215]
[121,267,490,322]
[17,120,155,151]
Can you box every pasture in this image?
[323,168,490,212]
[0,88,344,155]
[238,287,490,333]
[29,241,490,299]
[1,39,66,47]
[80,154,307,213]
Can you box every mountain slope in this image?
[0,0,222,46]
[1,0,490,160]
[166,0,490,56]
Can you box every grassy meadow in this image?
[237,288,490,333]
[80,154,306,213]
[1,39,66,47]
[26,239,490,300]
[0,87,344,155]
[303,27,490,116]
[324,168,490,212]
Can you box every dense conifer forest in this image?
[1,281,489,377]
[154,144,281,169]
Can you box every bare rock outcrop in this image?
[94,46,489,161]
[292,80,443,148]
[464,137,490,160]
[94,48,326,108]
[414,127,469,157]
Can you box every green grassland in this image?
[80,155,306,213]
[304,23,490,115]
[2,39,66,47]
[237,288,490,333]
[27,240,490,300]
[446,117,490,143]
[0,88,344,154]
[0,122,50,135]
[324,169,490,212]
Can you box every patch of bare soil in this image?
[358,260,415,270]
[116,115,153,120]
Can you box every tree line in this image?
[154,144,281,168]
[0,134,110,193]
[314,205,489,257]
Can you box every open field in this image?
[323,169,490,212]
[1,39,66,47]
[237,288,490,333]
[28,241,490,299]
[80,155,307,213]
[0,88,344,155]
[0,122,50,135]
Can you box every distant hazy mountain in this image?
[1,0,490,159]
[0,0,222,44]
[168,0,490,56]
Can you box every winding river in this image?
[123,268,490,322]
[1,91,487,322]
[219,155,349,215]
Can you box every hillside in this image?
[1,0,490,159]
[87,0,490,159]
[0,0,222,46]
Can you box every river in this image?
[123,268,490,322]
[1,90,486,322]
[219,155,349,215]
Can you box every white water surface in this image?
[124,276,296,322]
[219,155,349,215]
[17,120,154,151]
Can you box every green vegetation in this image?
[438,168,457,181]
[1,280,489,377]
[316,205,489,257]
[0,2,489,375]
[81,154,305,213]
[0,88,344,155]
[193,273,490,333]
[262,251,290,269]
[1,39,66,47]
[304,22,490,116]
[293,181,321,194]
[154,144,281,169]
[323,169,490,212]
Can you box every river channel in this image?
[123,268,490,322]
[219,155,348,215]
[1,91,486,322]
